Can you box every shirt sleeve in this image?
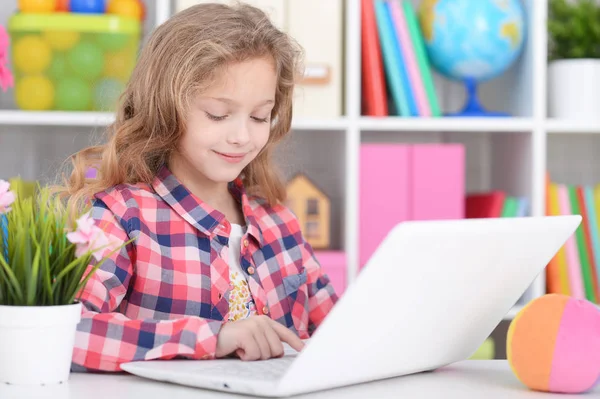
[295,228,339,336]
[71,197,224,373]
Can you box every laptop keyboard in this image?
[195,355,295,380]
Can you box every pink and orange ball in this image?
[507,293,600,394]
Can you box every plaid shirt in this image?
[71,165,338,372]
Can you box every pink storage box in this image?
[314,251,346,296]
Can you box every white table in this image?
[1,360,596,399]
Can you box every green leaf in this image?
[0,252,24,304]
[65,260,94,305]
[549,0,600,60]
[27,245,41,306]
[0,180,128,306]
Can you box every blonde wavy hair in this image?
[57,2,304,213]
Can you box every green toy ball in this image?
[47,54,68,82]
[96,33,129,51]
[67,41,104,80]
[93,78,125,111]
[55,77,92,111]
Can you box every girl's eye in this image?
[251,116,269,123]
[205,112,227,121]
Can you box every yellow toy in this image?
[19,0,56,13]
[107,0,143,20]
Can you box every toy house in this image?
[285,173,330,249]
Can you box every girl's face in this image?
[174,57,277,186]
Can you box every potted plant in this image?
[0,178,123,386]
[548,0,600,121]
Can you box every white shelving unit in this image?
[546,119,600,134]
[358,116,535,132]
[346,0,549,320]
[0,111,116,126]
[1,0,595,321]
[0,110,350,130]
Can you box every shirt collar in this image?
[151,165,264,246]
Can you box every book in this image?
[465,191,505,218]
[568,185,596,302]
[401,0,441,117]
[361,0,388,116]
[578,186,600,300]
[388,0,431,116]
[373,0,410,116]
[386,0,417,116]
[545,181,570,295]
[359,144,411,268]
[411,144,464,220]
[557,184,585,299]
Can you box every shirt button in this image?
[247,266,255,275]
[262,306,269,315]
[243,239,249,247]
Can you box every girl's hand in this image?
[215,315,305,360]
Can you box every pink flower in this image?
[0,26,13,92]
[0,179,15,214]
[0,63,14,92]
[67,212,114,261]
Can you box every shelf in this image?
[546,119,600,134]
[291,117,348,131]
[0,111,115,127]
[0,113,540,134]
[359,117,534,133]
[0,110,348,131]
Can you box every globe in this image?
[418,0,526,116]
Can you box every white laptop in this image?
[120,215,581,397]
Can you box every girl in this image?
[59,2,338,372]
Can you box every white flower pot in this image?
[0,302,81,385]
[548,59,600,122]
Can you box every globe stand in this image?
[445,78,509,117]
